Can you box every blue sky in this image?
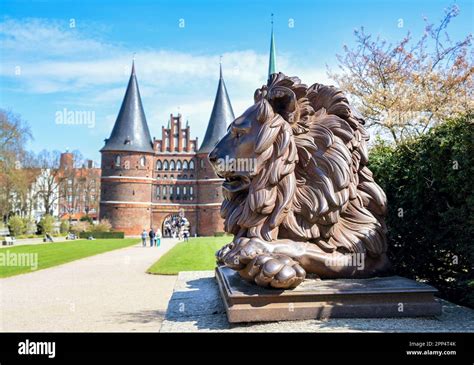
[1,0,472,163]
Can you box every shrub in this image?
[38,214,55,235]
[70,221,91,234]
[78,231,124,239]
[91,219,112,233]
[8,215,26,236]
[369,115,474,308]
[23,217,36,234]
[60,220,70,234]
[80,215,93,224]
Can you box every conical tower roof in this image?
[268,16,276,77]
[101,62,154,153]
[198,63,235,154]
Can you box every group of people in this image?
[163,216,190,241]
[141,228,162,247]
[141,216,191,247]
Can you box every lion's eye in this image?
[232,124,250,139]
[232,129,243,139]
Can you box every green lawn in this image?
[0,238,139,278]
[147,236,231,275]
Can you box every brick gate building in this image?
[99,62,235,235]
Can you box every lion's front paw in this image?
[239,253,306,289]
[216,241,235,265]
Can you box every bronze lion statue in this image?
[209,73,390,289]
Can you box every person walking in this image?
[155,228,162,247]
[141,229,147,247]
[148,228,155,247]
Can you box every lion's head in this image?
[209,73,387,257]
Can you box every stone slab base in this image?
[160,271,474,332]
[216,266,441,323]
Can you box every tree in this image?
[38,214,55,235]
[81,173,100,216]
[0,109,32,160]
[0,109,36,220]
[7,158,39,217]
[57,152,82,220]
[56,151,100,220]
[7,215,26,236]
[59,220,70,234]
[329,4,473,144]
[71,150,84,169]
[34,150,62,216]
[23,216,36,234]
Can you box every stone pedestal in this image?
[216,266,442,323]
[160,271,474,332]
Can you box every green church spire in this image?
[268,14,276,78]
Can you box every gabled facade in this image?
[100,23,278,236]
[99,63,235,235]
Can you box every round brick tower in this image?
[196,64,235,236]
[99,62,154,235]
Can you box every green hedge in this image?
[369,115,474,308]
[79,231,125,239]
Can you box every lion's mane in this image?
[221,73,387,257]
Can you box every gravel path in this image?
[0,238,179,332]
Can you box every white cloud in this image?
[1,18,334,156]
[0,18,330,95]
[0,18,115,58]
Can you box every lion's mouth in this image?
[222,174,251,192]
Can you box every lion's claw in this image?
[216,237,250,266]
[216,243,232,265]
[218,237,268,270]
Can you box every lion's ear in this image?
[267,86,300,124]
